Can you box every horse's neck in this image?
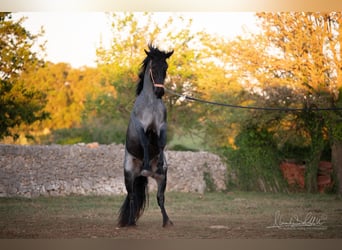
[142,63,154,98]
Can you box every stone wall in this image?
[0,144,227,198]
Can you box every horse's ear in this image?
[166,50,174,58]
[144,49,150,56]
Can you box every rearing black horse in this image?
[118,44,174,227]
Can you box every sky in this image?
[14,12,259,68]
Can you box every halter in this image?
[149,61,164,89]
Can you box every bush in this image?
[42,121,126,145]
[223,127,288,192]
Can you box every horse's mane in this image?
[136,44,170,96]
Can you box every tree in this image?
[0,12,48,140]
[95,13,213,142]
[19,61,116,144]
[327,13,342,194]
[192,12,342,193]
[256,12,342,193]
[221,12,342,192]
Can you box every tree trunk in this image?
[305,153,320,193]
[332,140,342,194]
[304,117,324,193]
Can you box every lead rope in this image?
[163,87,342,112]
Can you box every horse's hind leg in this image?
[156,169,173,227]
[157,123,167,175]
[126,170,137,226]
[118,151,139,227]
[118,168,137,227]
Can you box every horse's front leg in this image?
[156,168,173,227]
[138,129,153,177]
[138,128,152,177]
[133,117,152,176]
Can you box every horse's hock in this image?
[0,144,227,197]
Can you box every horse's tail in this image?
[118,176,148,227]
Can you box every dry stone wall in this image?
[0,144,227,198]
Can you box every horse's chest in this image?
[140,105,164,128]
[133,94,166,131]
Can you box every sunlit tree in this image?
[224,12,342,192]
[95,12,216,142]
[0,12,48,141]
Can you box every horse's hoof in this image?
[141,170,153,177]
[163,220,173,228]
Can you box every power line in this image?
[164,88,342,112]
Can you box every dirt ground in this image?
[1,192,342,239]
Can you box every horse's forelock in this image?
[147,44,173,60]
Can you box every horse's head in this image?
[137,44,173,98]
[145,44,173,98]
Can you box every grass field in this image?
[1,192,342,239]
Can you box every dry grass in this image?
[1,192,341,239]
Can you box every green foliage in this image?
[47,128,84,145]
[44,92,128,145]
[4,12,342,193]
[48,126,125,145]
[211,12,342,193]
[203,170,216,192]
[280,142,311,161]
[225,126,287,192]
[96,13,209,140]
[80,93,128,144]
[169,144,198,152]
[0,12,48,139]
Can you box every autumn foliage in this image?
[1,12,342,193]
